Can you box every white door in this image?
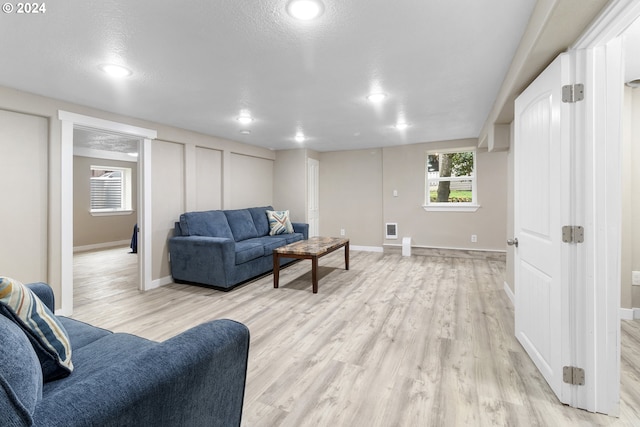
[307,158,319,237]
[513,53,572,403]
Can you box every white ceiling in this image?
[2,1,542,152]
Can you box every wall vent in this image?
[386,223,398,239]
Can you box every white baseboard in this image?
[74,240,131,253]
[503,281,515,305]
[55,308,72,316]
[383,243,506,254]
[351,245,383,252]
[149,275,173,290]
[619,307,640,320]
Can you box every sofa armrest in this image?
[32,319,250,427]
[168,236,236,285]
[292,222,309,240]
[26,282,55,312]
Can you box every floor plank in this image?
[72,246,640,426]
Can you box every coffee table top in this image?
[274,236,348,256]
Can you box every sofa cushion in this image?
[180,211,234,239]
[267,210,294,235]
[248,206,273,237]
[0,277,73,382]
[0,314,43,427]
[243,236,289,256]
[234,241,264,265]
[59,317,112,350]
[225,209,259,242]
[285,232,305,244]
[42,332,157,396]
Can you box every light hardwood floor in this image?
[73,247,640,426]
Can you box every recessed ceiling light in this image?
[367,92,387,102]
[239,130,251,135]
[237,115,253,124]
[395,122,409,130]
[287,0,324,20]
[99,64,132,78]
[295,132,305,143]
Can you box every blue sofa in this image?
[0,282,250,427]
[169,206,308,290]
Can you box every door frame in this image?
[58,111,156,315]
[566,0,640,415]
[307,157,319,237]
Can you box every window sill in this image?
[90,210,135,217]
[422,204,481,213]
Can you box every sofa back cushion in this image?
[224,209,259,242]
[0,314,43,427]
[179,211,234,239]
[248,206,274,237]
[0,277,73,382]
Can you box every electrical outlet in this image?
[632,271,640,286]
[471,234,477,243]
[340,229,345,236]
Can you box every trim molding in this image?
[503,281,515,305]
[150,275,174,290]
[619,307,640,320]
[74,240,131,253]
[384,243,506,254]
[573,0,640,49]
[351,245,383,253]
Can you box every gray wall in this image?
[73,156,137,248]
[302,141,508,251]
[273,149,308,223]
[319,148,384,247]
[622,86,640,308]
[382,139,507,251]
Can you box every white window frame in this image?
[423,147,480,212]
[89,165,134,216]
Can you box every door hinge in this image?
[562,84,584,103]
[562,225,584,243]
[563,366,585,385]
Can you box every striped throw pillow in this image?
[267,210,294,236]
[0,277,73,382]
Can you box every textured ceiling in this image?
[73,127,140,154]
[1,1,540,151]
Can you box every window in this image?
[90,166,133,215]
[424,149,479,212]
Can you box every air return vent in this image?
[386,223,398,239]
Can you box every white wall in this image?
[0,109,48,283]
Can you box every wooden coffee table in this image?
[273,236,349,293]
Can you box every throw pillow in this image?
[266,210,294,236]
[0,277,73,382]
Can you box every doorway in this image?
[72,127,141,296]
[621,15,640,316]
[58,111,156,315]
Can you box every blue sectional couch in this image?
[169,206,309,290]
[0,282,250,427]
